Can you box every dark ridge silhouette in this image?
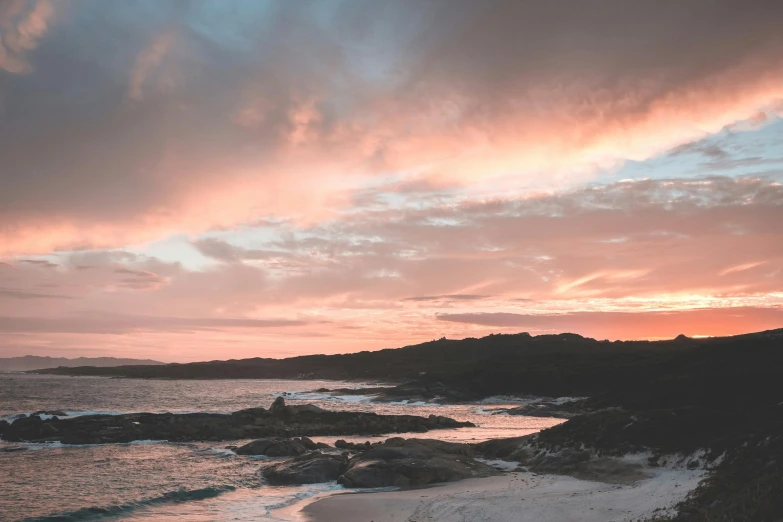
[0,355,163,372]
[34,329,783,407]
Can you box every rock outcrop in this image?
[1,398,474,444]
[337,438,496,488]
[0,419,10,437]
[235,436,318,456]
[262,452,348,485]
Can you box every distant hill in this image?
[0,356,164,372]
[33,328,783,405]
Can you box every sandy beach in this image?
[298,464,704,522]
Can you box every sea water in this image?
[0,374,562,521]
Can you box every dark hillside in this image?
[35,329,783,406]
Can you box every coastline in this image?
[292,463,705,522]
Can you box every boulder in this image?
[338,439,497,488]
[12,414,43,427]
[269,396,288,415]
[299,436,318,450]
[334,439,376,451]
[235,437,309,457]
[263,452,348,485]
[383,437,474,456]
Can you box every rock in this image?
[337,439,497,488]
[0,400,474,444]
[269,396,288,415]
[41,423,59,435]
[334,439,376,451]
[383,437,474,456]
[12,414,43,427]
[474,436,532,460]
[263,452,348,485]
[299,436,318,450]
[235,437,309,457]
[0,420,9,436]
[428,415,464,427]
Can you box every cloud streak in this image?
[436,307,783,340]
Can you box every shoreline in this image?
[289,462,706,522]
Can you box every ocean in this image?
[0,374,562,521]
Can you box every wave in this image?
[476,395,586,405]
[0,439,169,451]
[21,485,237,522]
[0,410,127,423]
[280,391,376,403]
[281,391,433,407]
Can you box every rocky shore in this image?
[258,436,499,488]
[0,397,473,444]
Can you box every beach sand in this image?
[297,464,704,522]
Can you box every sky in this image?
[1,0,782,361]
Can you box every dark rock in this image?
[490,400,585,419]
[337,438,497,488]
[0,399,473,444]
[12,414,43,427]
[384,437,474,456]
[235,437,309,457]
[334,439,376,451]
[475,437,648,484]
[299,436,317,450]
[474,436,532,460]
[263,452,348,485]
[269,396,288,415]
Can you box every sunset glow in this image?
[1,0,782,361]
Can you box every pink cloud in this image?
[1,176,781,359]
[1,2,783,255]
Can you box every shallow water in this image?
[0,374,562,521]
